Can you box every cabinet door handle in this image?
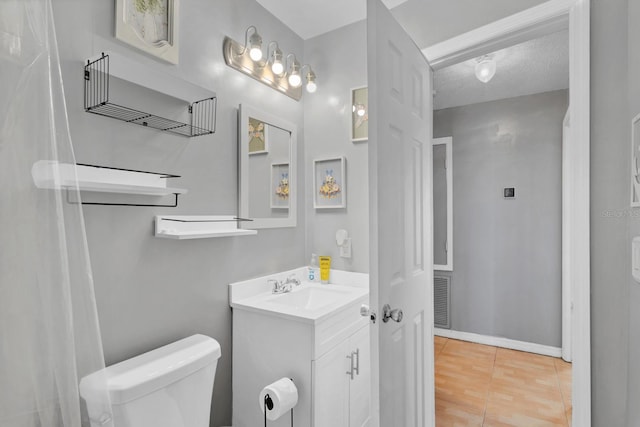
[353,348,360,376]
[346,352,355,380]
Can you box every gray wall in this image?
[434,90,567,347]
[628,0,640,424]
[303,21,370,273]
[51,1,306,426]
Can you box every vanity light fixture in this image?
[222,26,318,101]
[475,55,496,83]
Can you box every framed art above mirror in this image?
[239,104,297,228]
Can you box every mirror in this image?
[351,86,368,142]
[433,137,452,270]
[239,104,297,228]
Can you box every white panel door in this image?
[367,1,434,427]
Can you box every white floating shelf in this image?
[32,160,187,196]
[154,215,257,239]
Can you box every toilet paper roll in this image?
[259,377,298,421]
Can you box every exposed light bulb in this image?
[356,104,366,117]
[474,56,496,83]
[272,60,284,75]
[270,44,284,75]
[288,72,301,87]
[306,80,317,93]
[249,46,262,61]
[248,30,263,61]
[305,69,317,93]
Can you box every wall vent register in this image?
[434,275,451,329]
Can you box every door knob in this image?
[382,304,403,323]
[360,304,377,324]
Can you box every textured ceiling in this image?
[434,30,569,110]
[255,0,408,40]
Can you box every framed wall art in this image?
[248,117,269,155]
[271,163,290,209]
[115,0,180,64]
[313,157,346,209]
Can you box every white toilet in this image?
[80,334,221,427]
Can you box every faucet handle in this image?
[285,274,301,286]
[268,279,281,293]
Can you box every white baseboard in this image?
[434,328,562,358]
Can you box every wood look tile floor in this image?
[435,337,572,427]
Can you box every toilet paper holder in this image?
[263,378,294,427]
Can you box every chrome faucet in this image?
[269,275,301,294]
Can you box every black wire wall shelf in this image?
[84,53,217,137]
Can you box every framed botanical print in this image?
[115,0,180,64]
[248,117,269,155]
[313,157,346,209]
[271,163,290,209]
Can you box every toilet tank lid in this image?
[80,334,221,404]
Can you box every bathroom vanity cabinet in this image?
[313,324,370,427]
[229,268,370,427]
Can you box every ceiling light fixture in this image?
[223,27,319,101]
[475,55,496,83]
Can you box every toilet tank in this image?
[80,334,221,427]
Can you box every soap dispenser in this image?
[307,253,320,282]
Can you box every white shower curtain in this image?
[0,1,113,426]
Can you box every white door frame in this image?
[562,108,572,362]
[422,0,590,425]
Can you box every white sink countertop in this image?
[229,267,369,324]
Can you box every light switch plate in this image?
[633,236,640,283]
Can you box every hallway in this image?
[435,337,572,426]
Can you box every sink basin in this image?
[230,282,368,323]
[266,286,354,310]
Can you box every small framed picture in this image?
[314,157,346,209]
[248,117,269,155]
[271,163,290,209]
[115,0,179,64]
[351,86,368,142]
